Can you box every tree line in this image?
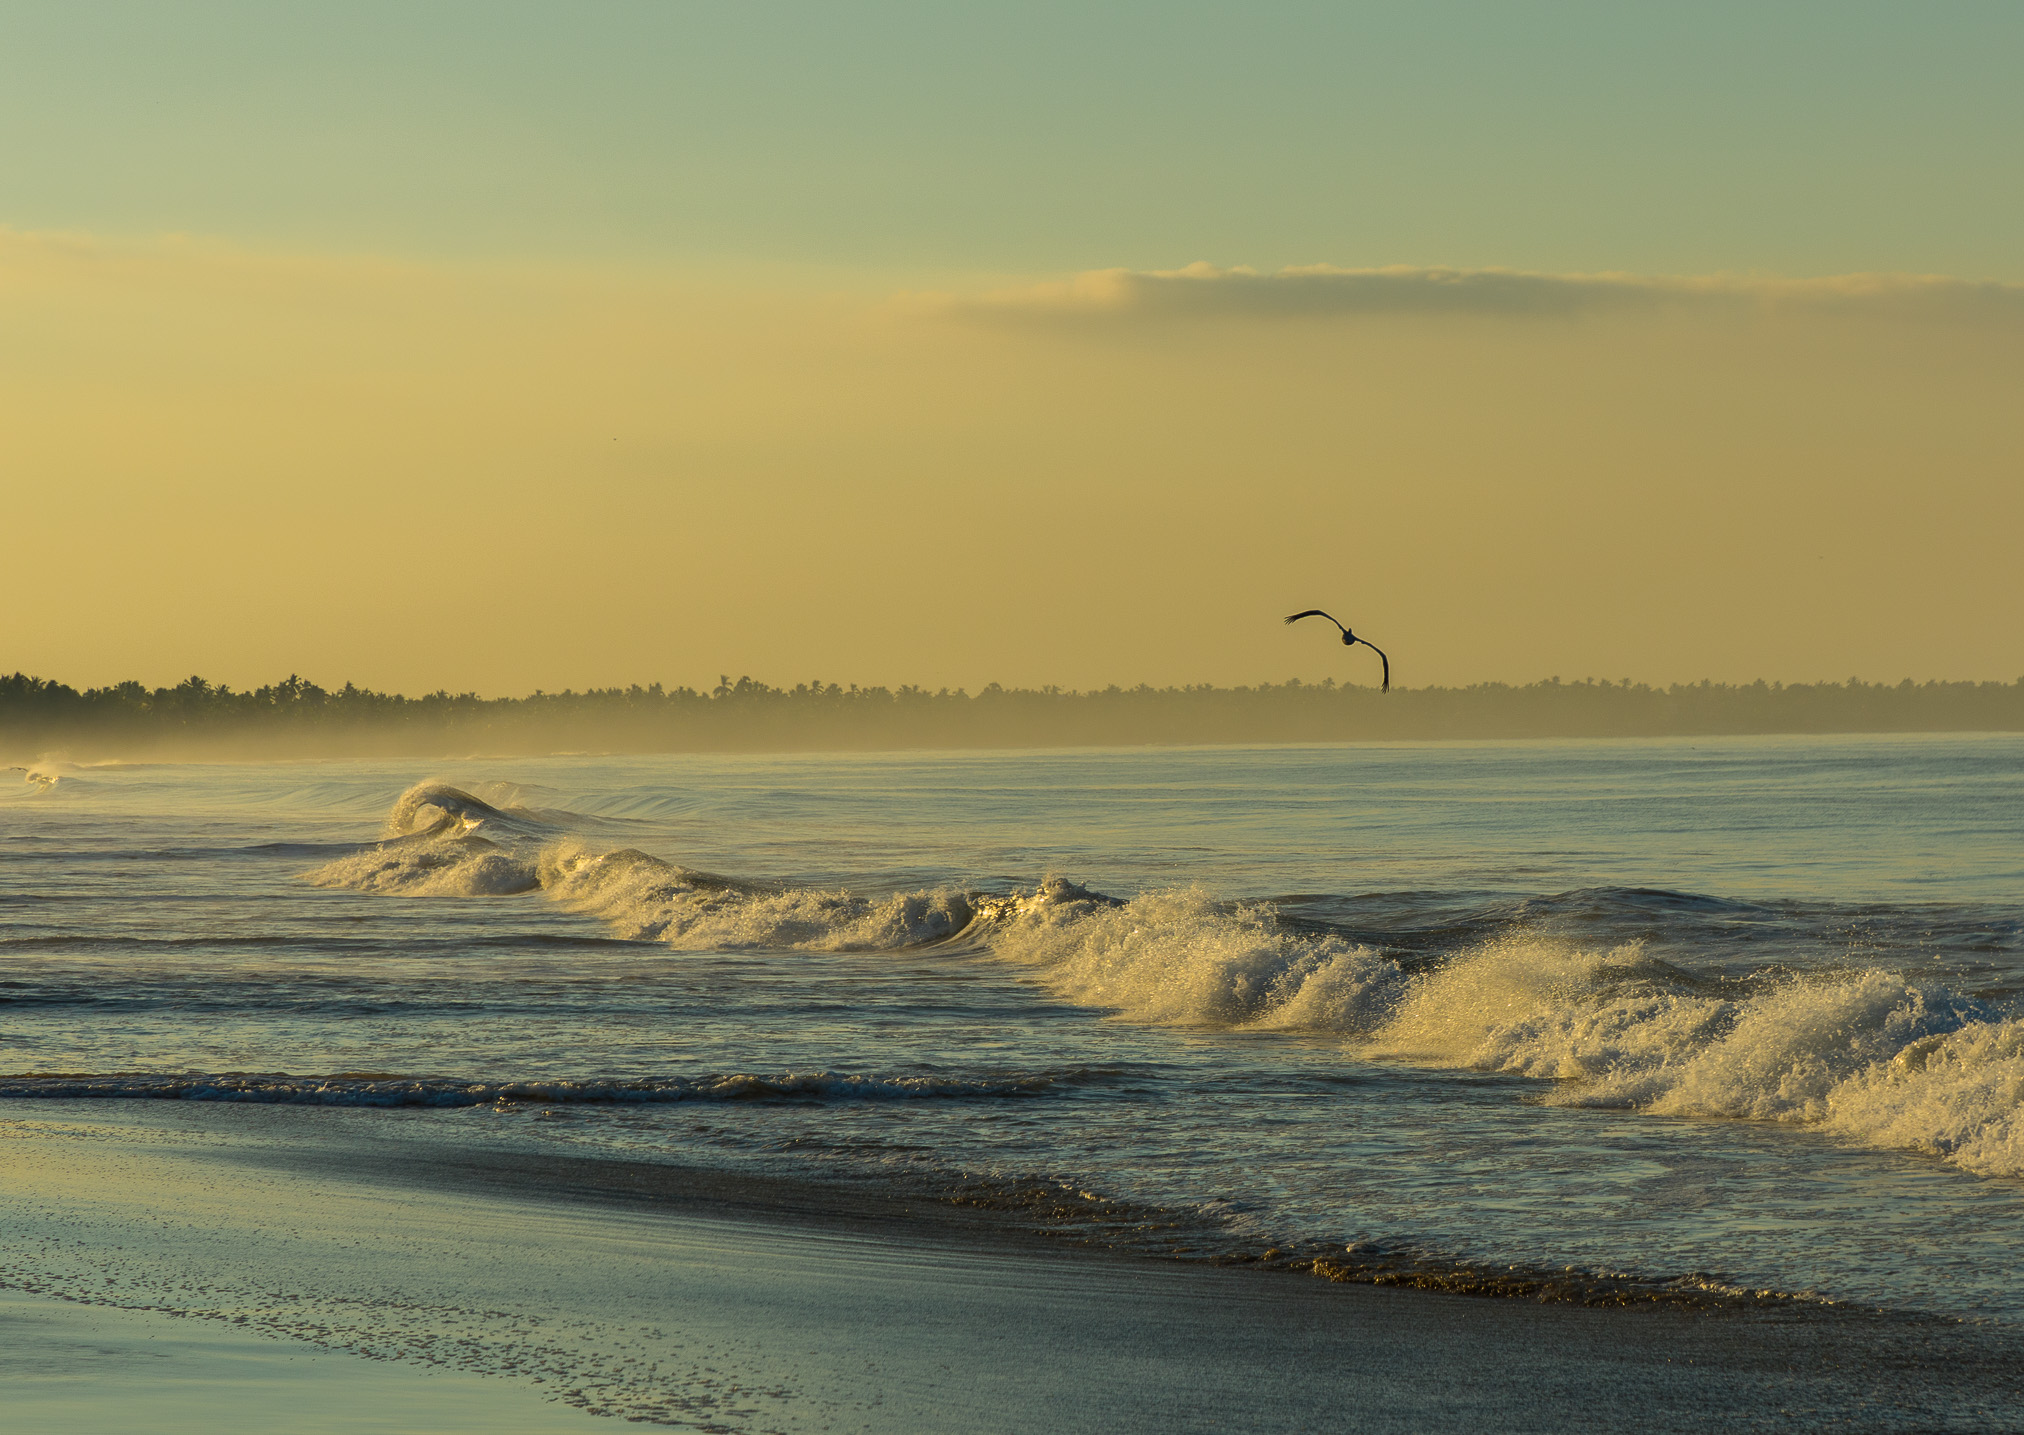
[3,670,2020,760]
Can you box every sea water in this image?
[4,737,2021,1318]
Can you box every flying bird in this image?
[1284,610,1390,692]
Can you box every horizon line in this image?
[8,670,2023,704]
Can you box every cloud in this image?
[943,262,2024,324]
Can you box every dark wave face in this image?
[4,740,2022,1321]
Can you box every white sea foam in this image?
[540,843,977,951]
[1820,1020,2024,1177]
[981,880,1408,1031]
[310,780,2024,1180]
[303,782,567,895]
[304,836,541,896]
[15,760,88,790]
[982,896,2024,1177]
[1354,934,2024,1175]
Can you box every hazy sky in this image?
[3,2,2019,694]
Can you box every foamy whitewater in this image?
[5,739,2023,1318]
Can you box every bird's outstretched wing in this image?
[1284,609,1345,632]
[1356,640,1390,693]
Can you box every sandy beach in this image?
[5,1101,2018,1434]
[8,3,2021,1426]
[0,1286,601,1435]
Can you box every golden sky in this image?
[2,5,2019,693]
[5,234,2017,694]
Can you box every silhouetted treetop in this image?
[3,670,2019,761]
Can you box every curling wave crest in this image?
[541,843,978,950]
[1008,912,2024,1178]
[305,836,541,896]
[980,881,1409,1031]
[302,782,592,895]
[304,781,2024,1179]
[1361,937,2024,1175]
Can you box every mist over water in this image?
[5,737,2023,1318]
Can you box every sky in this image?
[3,1,2019,695]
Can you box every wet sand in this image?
[0,1287,601,1434]
[4,1102,2019,1433]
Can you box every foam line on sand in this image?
[4,1103,2022,1433]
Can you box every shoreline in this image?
[7,1101,2023,1432]
[188,1103,1925,1315]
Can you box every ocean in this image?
[5,735,2022,1327]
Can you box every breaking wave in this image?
[301,780,2024,1180]
[1360,936,2024,1176]
[981,880,1409,1031]
[8,760,90,792]
[304,836,541,896]
[379,780,582,841]
[540,843,978,950]
[302,781,587,895]
[1007,908,2024,1178]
